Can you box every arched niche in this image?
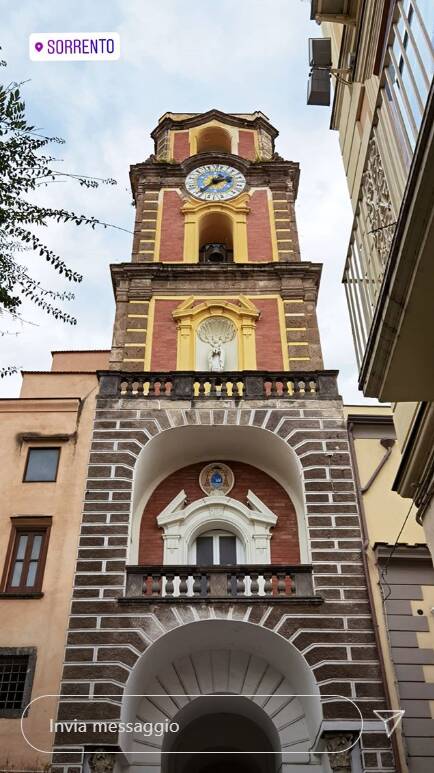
[129,425,309,564]
[172,296,259,371]
[182,195,249,263]
[196,316,238,371]
[199,211,234,263]
[194,124,233,154]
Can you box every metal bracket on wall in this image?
[361,438,395,494]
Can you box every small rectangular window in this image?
[0,649,36,717]
[1,519,51,595]
[23,447,60,482]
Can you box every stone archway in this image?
[162,696,279,773]
[119,619,326,773]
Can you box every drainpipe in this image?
[347,421,404,773]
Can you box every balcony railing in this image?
[123,565,316,601]
[343,0,434,368]
[98,370,339,400]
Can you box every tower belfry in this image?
[52,110,395,773]
[109,109,323,378]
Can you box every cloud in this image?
[116,0,303,83]
[0,0,372,406]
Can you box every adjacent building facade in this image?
[0,350,108,767]
[311,1,434,554]
[347,405,434,773]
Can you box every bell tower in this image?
[51,111,396,773]
[109,109,323,377]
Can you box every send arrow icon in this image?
[374,709,405,737]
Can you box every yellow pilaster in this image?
[233,211,249,263]
[153,190,164,261]
[177,321,194,369]
[183,212,199,263]
[240,318,257,369]
[144,298,155,370]
[278,298,290,370]
[267,191,280,262]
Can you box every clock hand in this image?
[200,176,225,191]
[200,179,215,192]
[199,174,232,192]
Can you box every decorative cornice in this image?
[346,413,394,427]
[150,109,279,139]
[0,398,81,413]
[110,260,323,294]
[374,543,430,561]
[172,295,260,323]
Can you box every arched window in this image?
[199,211,233,263]
[192,529,244,566]
[196,125,232,154]
[156,489,278,565]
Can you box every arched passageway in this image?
[163,696,279,773]
[119,619,326,773]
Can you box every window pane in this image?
[0,655,29,710]
[8,531,47,591]
[219,536,237,565]
[25,448,59,482]
[26,561,38,587]
[196,536,213,565]
[10,561,23,587]
[30,535,42,560]
[16,535,28,560]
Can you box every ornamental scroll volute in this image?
[88,751,116,773]
[362,136,396,266]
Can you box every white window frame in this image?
[191,529,244,565]
[157,490,277,565]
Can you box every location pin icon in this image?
[35,42,43,52]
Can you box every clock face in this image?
[185,164,246,201]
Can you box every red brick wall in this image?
[238,130,256,160]
[247,190,273,261]
[173,131,190,161]
[254,298,284,370]
[150,299,179,370]
[159,190,184,262]
[139,461,300,564]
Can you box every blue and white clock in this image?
[185,164,246,201]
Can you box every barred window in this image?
[0,649,36,717]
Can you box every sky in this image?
[0,0,372,404]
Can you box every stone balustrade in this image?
[98,370,339,400]
[123,564,316,601]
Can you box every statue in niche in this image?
[209,343,225,372]
[198,317,236,373]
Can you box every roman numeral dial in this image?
[185,164,246,201]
